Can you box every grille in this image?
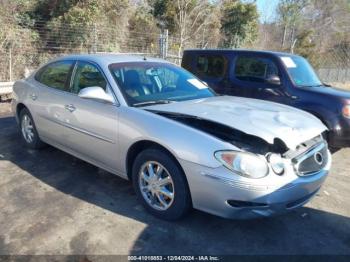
[293,142,328,176]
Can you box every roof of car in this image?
[183,48,300,57]
[53,53,169,66]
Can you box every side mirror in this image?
[78,86,114,104]
[266,75,281,86]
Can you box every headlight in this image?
[214,151,269,179]
[267,153,285,175]
[342,105,350,119]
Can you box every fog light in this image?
[267,153,285,175]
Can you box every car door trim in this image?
[40,114,115,144]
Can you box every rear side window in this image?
[35,61,73,91]
[196,55,226,78]
[235,56,279,83]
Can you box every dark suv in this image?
[182,49,350,149]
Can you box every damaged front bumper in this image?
[178,149,331,219]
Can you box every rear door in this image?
[193,54,229,94]
[31,60,75,145]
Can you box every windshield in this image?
[109,62,216,106]
[279,55,322,87]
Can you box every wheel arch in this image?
[16,103,28,121]
[126,140,186,182]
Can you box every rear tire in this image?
[132,148,191,220]
[19,108,45,149]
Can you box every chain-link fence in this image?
[0,18,180,82]
[1,18,350,84]
[313,46,350,83]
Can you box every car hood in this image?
[145,96,327,150]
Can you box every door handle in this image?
[64,104,76,112]
[30,93,37,100]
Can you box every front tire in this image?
[132,148,191,220]
[19,108,45,149]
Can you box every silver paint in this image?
[12,54,331,219]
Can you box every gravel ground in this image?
[0,101,11,116]
[0,101,350,255]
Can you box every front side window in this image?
[234,56,279,83]
[280,55,322,87]
[35,61,73,91]
[109,62,215,106]
[71,61,107,94]
[196,55,226,78]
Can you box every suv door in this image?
[232,55,285,101]
[194,54,229,93]
[62,61,120,173]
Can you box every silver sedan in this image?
[12,54,331,220]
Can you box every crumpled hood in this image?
[145,96,327,150]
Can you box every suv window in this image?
[196,55,226,78]
[35,61,73,91]
[71,61,107,94]
[235,56,279,83]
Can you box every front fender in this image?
[117,106,238,173]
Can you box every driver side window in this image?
[71,61,107,94]
[234,56,279,84]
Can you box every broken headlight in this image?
[214,151,268,179]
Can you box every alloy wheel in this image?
[21,114,34,143]
[138,161,175,211]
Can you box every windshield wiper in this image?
[133,100,174,107]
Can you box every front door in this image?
[60,61,119,173]
[231,55,285,101]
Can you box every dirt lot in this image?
[0,101,350,255]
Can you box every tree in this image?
[128,2,159,53]
[220,0,259,48]
[150,0,215,57]
[293,29,316,58]
[0,0,38,80]
[277,0,308,51]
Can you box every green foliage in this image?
[294,30,316,57]
[129,4,159,52]
[277,0,307,25]
[220,0,259,48]
[151,0,171,27]
[150,0,203,33]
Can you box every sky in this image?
[256,0,280,23]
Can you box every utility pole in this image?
[159,32,164,59]
[159,29,169,59]
[9,46,12,82]
[93,23,98,53]
[164,29,168,60]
